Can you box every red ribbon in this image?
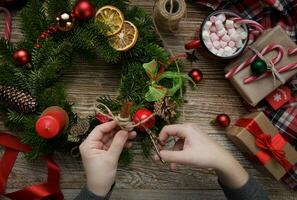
[235,118,293,172]
[0,7,12,42]
[0,132,64,200]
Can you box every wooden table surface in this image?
[1,1,296,199]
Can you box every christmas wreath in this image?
[0,0,190,163]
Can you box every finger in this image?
[160,150,186,163]
[125,142,133,148]
[87,121,118,142]
[108,130,129,159]
[159,124,186,143]
[128,131,137,140]
[168,139,184,171]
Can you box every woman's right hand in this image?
[155,124,249,189]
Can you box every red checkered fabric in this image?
[193,0,297,43]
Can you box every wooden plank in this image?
[0,1,296,200]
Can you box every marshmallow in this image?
[215,20,224,31]
[217,28,227,37]
[228,41,235,48]
[236,27,245,34]
[205,41,213,49]
[230,33,241,42]
[225,19,234,29]
[217,14,226,22]
[234,22,241,28]
[210,47,218,55]
[227,28,236,35]
[210,16,217,23]
[236,40,243,48]
[213,41,221,49]
[224,46,233,56]
[210,25,217,33]
[240,31,248,40]
[210,32,219,41]
[222,34,230,42]
[220,40,227,48]
[202,30,210,41]
[217,48,225,57]
[204,21,212,30]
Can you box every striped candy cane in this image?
[0,7,12,42]
[231,17,264,32]
[225,44,284,78]
[244,61,297,84]
[288,48,297,56]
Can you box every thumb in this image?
[108,130,128,159]
[160,150,187,163]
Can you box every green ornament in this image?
[250,59,268,76]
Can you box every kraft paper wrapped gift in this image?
[225,26,297,106]
[227,112,297,181]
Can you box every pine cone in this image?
[154,97,177,122]
[70,118,90,136]
[0,86,38,113]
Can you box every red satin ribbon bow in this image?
[235,118,293,172]
[0,132,64,200]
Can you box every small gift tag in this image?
[265,86,292,110]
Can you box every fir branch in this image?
[119,62,149,103]
[90,0,129,11]
[18,0,49,45]
[0,38,15,66]
[97,96,121,111]
[46,0,71,23]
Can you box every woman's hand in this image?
[79,121,137,197]
[155,124,249,189]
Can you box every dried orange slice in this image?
[109,21,139,51]
[95,5,124,36]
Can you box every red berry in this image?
[132,108,155,132]
[189,69,203,83]
[35,44,41,49]
[185,40,200,50]
[216,114,231,128]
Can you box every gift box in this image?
[227,112,297,189]
[225,26,297,106]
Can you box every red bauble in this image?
[72,0,95,21]
[189,69,203,83]
[12,49,31,65]
[133,108,155,132]
[215,114,231,128]
[185,40,200,50]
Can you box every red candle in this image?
[35,106,69,139]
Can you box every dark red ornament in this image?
[72,0,95,21]
[185,40,200,50]
[12,49,30,65]
[189,69,203,83]
[215,114,231,128]
[133,108,155,132]
[95,113,111,124]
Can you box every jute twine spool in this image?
[153,0,186,32]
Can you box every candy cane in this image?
[0,7,12,42]
[231,17,264,32]
[288,47,297,56]
[244,61,297,83]
[225,44,284,78]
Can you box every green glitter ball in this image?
[250,59,268,76]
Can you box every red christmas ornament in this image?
[215,114,231,128]
[35,106,69,139]
[189,69,203,83]
[133,108,155,132]
[12,49,31,65]
[95,113,111,124]
[72,0,95,21]
[185,40,200,50]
